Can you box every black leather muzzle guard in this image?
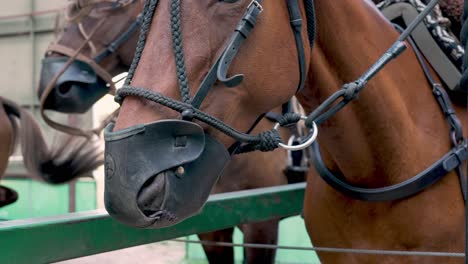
[104,120,230,228]
[37,56,108,113]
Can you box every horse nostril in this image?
[137,171,167,217]
[57,83,74,95]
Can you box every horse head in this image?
[105,0,313,228]
[37,0,143,114]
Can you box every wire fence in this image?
[172,239,465,258]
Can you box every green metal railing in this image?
[0,183,306,264]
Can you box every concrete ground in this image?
[55,241,186,264]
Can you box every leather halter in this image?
[40,7,142,138]
[114,0,316,154]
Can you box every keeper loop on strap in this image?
[443,142,468,171]
[291,19,303,29]
[278,113,302,127]
[343,82,361,102]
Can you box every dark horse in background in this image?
[104,0,468,263]
[37,0,308,263]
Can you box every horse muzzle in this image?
[104,120,230,228]
[37,56,108,113]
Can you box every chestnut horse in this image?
[38,1,307,262]
[106,0,468,263]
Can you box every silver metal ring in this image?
[274,121,318,151]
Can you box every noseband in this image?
[38,2,142,137]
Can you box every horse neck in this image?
[299,0,452,186]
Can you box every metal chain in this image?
[171,239,465,258]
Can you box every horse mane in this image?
[2,98,103,184]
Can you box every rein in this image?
[40,3,142,138]
[41,18,109,138]
[303,0,467,261]
[305,0,468,202]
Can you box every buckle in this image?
[248,0,263,13]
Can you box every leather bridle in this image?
[40,1,142,138]
[102,0,317,228]
[114,0,317,154]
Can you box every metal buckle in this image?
[248,0,264,13]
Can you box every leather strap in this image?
[308,16,468,202]
[191,57,221,109]
[41,7,142,137]
[47,43,116,92]
[311,141,468,201]
[287,0,307,92]
[41,1,142,138]
[40,18,111,138]
[216,0,308,93]
[94,13,143,63]
[216,0,264,88]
